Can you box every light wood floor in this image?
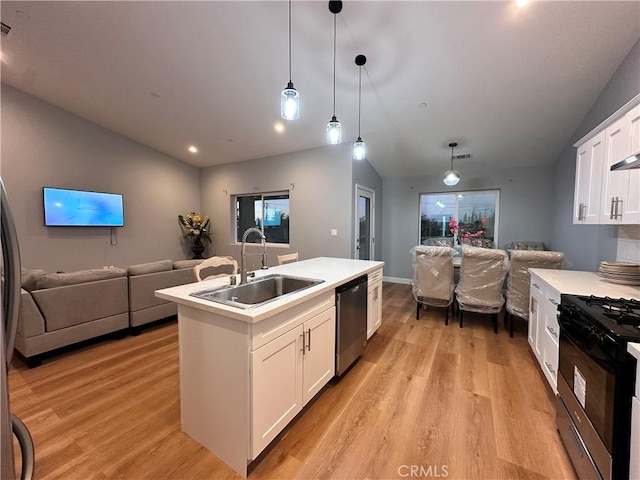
[8,283,577,480]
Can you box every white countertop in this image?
[629,343,640,361]
[528,269,640,299]
[156,257,384,323]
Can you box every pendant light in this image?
[353,54,367,160]
[442,142,461,186]
[326,1,342,144]
[281,0,299,120]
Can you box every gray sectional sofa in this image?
[18,259,204,367]
[127,259,201,332]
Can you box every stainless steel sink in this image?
[190,274,324,309]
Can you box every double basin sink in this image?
[190,273,324,309]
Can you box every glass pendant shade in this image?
[353,137,366,160]
[327,116,342,144]
[442,169,461,186]
[281,82,299,120]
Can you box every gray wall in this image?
[550,39,640,271]
[1,84,201,272]
[381,165,554,280]
[352,158,383,260]
[199,143,354,271]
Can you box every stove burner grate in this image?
[585,296,640,326]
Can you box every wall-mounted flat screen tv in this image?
[43,187,124,227]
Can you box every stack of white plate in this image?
[599,261,640,285]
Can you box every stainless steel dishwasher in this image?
[335,274,368,376]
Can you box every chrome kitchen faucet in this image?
[240,227,268,284]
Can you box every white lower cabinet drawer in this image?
[542,331,559,394]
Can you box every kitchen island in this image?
[155,257,384,477]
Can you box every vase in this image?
[191,244,205,259]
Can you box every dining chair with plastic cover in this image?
[277,252,299,265]
[410,245,456,324]
[505,249,564,337]
[455,246,509,333]
[193,256,238,281]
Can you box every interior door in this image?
[355,186,375,260]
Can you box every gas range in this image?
[557,294,639,480]
[560,295,640,344]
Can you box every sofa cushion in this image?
[173,259,203,270]
[128,260,173,276]
[21,268,47,291]
[32,276,128,332]
[36,268,127,290]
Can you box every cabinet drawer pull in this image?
[546,325,558,339]
[532,283,539,289]
[548,298,559,306]
[544,361,556,374]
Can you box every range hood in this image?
[611,152,640,171]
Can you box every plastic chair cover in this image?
[410,245,456,308]
[455,246,509,314]
[505,250,564,319]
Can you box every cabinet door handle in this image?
[610,197,616,219]
[615,197,623,219]
[301,332,306,355]
[530,297,536,314]
[578,203,585,221]
[307,328,311,351]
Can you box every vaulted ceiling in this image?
[1,1,639,178]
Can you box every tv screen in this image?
[43,187,124,227]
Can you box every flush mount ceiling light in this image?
[326,0,342,145]
[442,142,461,186]
[281,0,299,120]
[352,54,367,160]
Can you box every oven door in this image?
[558,316,617,480]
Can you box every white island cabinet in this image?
[156,257,383,478]
[367,266,383,339]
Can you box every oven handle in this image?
[558,318,617,372]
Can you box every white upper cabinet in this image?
[601,105,640,224]
[574,96,640,225]
[574,131,605,224]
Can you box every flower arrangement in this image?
[178,212,211,249]
[449,216,487,245]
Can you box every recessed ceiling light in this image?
[417,102,427,109]
[227,138,234,143]
[516,0,531,7]
[274,122,285,133]
[188,145,198,154]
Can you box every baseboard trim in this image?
[382,276,411,285]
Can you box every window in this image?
[419,190,499,247]
[235,192,290,244]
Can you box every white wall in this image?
[550,39,640,271]
[381,165,554,280]
[1,84,201,272]
[199,143,354,270]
